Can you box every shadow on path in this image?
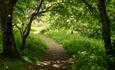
[24,34,73,70]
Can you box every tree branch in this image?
[14,5,25,15]
[23,0,44,38]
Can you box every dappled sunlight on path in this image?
[24,34,73,70]
[27,59,73,70]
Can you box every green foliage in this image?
[45,0,102,38]
[13,0,39,33]
[14,30,48,62]
[13,30,22,48]
[107,0,115,40]
[0,58,27,70]
[22,34,48,62]
[0,31,48,70]
[45,30,106,70]
[0,0,114,69]
[16,0,37,9]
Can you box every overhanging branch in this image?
[14,5,25,15]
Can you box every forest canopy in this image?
[0,0,115,70]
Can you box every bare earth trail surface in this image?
[25,34,72,70]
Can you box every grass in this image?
[21,33,48,62]
[0,30,48,70]
[0,58,28,70]
[14,30,48,62]
[44,30,106,70]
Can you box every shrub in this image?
[45,30,106,70]
[14,31,48,61]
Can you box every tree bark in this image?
[0,0,19,57]
[97,0,113,54]
[97,0,114,70]
[20,0,44,50]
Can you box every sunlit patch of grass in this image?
[45,30,106,70]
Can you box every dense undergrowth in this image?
[14,31,48,62]
[0,31,47,70]
[44,30,106,70]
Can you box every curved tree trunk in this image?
[0,0,19,57]
[97,0,113,55]
[20,0,44,50]
[97,0,114,70]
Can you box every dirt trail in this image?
[25,34,72,70]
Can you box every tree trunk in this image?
[21,38,26,50]
[0,0,19,57]
[97,0,114,70]
[20,13,35,50]
[20,0,44,50]
[97,0,113,55]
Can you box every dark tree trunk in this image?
[20,13,35,50]
[0,0,19,57]
[97,0,114,70]
[97,0,113,55]
[20,0,44,50]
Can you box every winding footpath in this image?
[25,34,72,70]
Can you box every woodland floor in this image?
[24,34,73,70]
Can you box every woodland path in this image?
[25,34,72,70]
